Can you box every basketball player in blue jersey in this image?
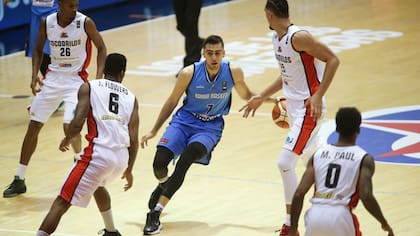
[288,107,394,236]
[141,35,274,235]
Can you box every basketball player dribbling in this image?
[240,0,340,235]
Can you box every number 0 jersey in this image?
[311,144,367,208]
[86,79,136,149]
[46,12,91,76]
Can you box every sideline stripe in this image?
[0,94,31,99]
[0,229,80,236]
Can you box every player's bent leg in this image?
[152,146,173,181]
[21,120,44,165]
[94,187,121,236]
[38,196,71,235]
[277,149,300,236]
[148,147,173,210]
[144,143,206,235]
[94,187,111,212]
[162,142,207,199]
[277,148,299,204]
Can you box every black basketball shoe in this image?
[143,210,162,235]
[98,229,121,236]
[3,176,26,198]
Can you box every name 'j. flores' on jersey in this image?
[273,25,325,101]
[46,12,91,74]
[182,60,235,122]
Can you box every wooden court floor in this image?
[1,0,419,235]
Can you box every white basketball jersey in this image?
[46,12,91,75]
[272,25,325,101]
[310,144,367,208]
[86,79,136,149]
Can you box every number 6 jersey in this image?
[85,79,136,150]
[311,144,367,208]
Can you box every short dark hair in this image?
[335,107,362,138]
[104,53,127,76]
[202,35,224,49]
[265,0,289,18]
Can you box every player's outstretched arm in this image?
[359,154,394,236]
[123,98,139,191]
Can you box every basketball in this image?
[272,97,289,128]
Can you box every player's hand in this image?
[304,94,322,121]
[239,95,264,118]
[140,131,156,148]
[121,170,133,191]
[30,76,43,95]
[59,137,71,152]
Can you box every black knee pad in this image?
[184,142,207,162]
[153,146,173,179]
[162,142,207,199]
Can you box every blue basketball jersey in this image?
[179,59,234,121]
[160,59,235,165]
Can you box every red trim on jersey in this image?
[59,99,98,203]
[349,181,360,208]
[59,152,91,203]
[350,209,362,236]
[300,52,320,96]
[79,38,92,82]
[85,106,98,143]
[348,161,362,235]
[293,106,317,155]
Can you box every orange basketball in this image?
[272,97,289,128]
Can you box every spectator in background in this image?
[27,0,59,76]
[173,0,204,77]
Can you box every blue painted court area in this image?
[0,0,230,56]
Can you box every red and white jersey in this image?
[46,12,91,76]
[310,144,367,208]
[272,25,325,101]
[86,79,136,150]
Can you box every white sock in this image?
[101,209,116,232]
[154,203,164,212]
[74,151,83,161]
[17,164,27,180]
[36,230,49,236]
[285,214,291,226]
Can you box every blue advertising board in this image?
[0,0,128,31]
